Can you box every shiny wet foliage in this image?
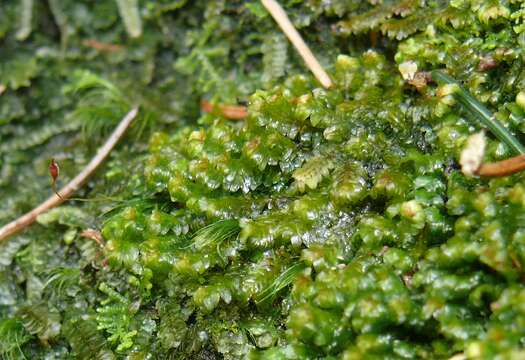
[2,0,525,359]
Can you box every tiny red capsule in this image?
[49,158,62,198]
[49,158,59,182]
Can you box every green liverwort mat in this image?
[1,1,525,359]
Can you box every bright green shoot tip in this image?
[432,70,525,155]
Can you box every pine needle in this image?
[261,0,333,89]
[432,70,525,155]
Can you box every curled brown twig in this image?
[80,228,105,247]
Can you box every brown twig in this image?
[476,154,525,177]
[261,0,333,89]
[82,39,124,53]
[201,100,248,120]
[0,107,139,242]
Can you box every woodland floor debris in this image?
[0,107,138,242]
[2,1,525,359]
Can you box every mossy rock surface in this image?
[2,0,525,358]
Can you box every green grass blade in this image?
[432,70,525,154]
[192,219,241,250]
[256,261,307,304]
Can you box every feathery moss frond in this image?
[17,304,61,343]
[44,267,81,298]
[0,319,30,360]
[63,315,115,360]
[261,32,288,86]
[64,70,123,101]
[64,70,129,138]
[0,121,80,154]
[96,283,137,353]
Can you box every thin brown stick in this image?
[201,100,248,120]
[0,107,139,242]
[82,39,124,53]
[261,0,333,89]
[476,154,525,177]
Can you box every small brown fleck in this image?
[478,56,498,72]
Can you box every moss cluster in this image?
[2,0,525,359]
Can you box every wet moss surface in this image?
[2,0,525,358]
